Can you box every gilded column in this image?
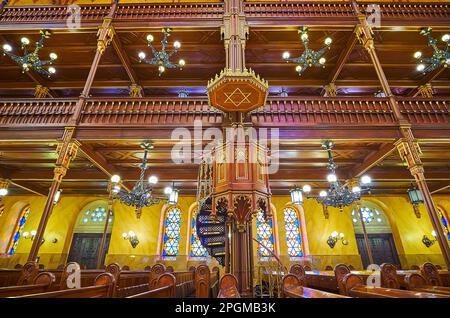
[396,128,450,269]
[28,128,79,262]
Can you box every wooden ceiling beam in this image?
[407,67,446,97]
[78,143,130,192]
[326,30,358,85]
[349,142,398,178]
[111,28,141,90]
[430,181,450,194]
[9,180,47,196]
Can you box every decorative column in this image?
[28,128,79,262]
[396,129,450,269]
[97,182,114,269]
[69,10,116,125]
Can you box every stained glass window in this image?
[437,207,450,241]
[283,207,303,257]
[7,207,30,255]
[256,210,274,257]
[190,217,208,258]
[162,207,182,257]
[81,206,113,225]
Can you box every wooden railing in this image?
[0,97,448,128]
[2,2,448,28]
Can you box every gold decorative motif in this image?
[418,83,433,98]
[224,88,251,107]
[396,128,423,171]
[97,18,114,55]
[355,21,374,51]
[324,83,337,97]
[34,85,49,98]
[129,84,143,98]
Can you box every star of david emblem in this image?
[224,88,251,107]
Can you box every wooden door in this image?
[356,233,401,269]
[67,233,111,269]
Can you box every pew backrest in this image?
[404,273,427,290]
[127,273,176,298]
[334,264,350,295]
[16,272,116,298]
[421,262,442,286]
[217,274,240,298]
[289,264,307,286]
[149,263,166,289]
[0,272,55,297]
[195,265,211,298]
[17,261,39,286]
[380,263,400,289]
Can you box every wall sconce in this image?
[290,186,303,205]
[122,231,139,248]
[23,230,37,241]
[52,238,58,244]
[422,230,437,248]
[53,189,62,205]
[407,184,424,218]
[327,231,348,248]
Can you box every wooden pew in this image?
[289,264,307,286]
[420,262,445,286]
[127,273,176,298]
[0,269,23,287]
[14,272,116,298]
[172,270,195,298]
[194,265,220,298]
[404,273,450,296]
[0,272,55,297]
[282,274,349,298]
[217,274,240,298]
[57,262,103,290]
[104,263,150,298]
[342,273,449,298]
[334,264,351,295]
[149,263,166,289]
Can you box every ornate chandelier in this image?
[414,27,450,74]
[2,30,58,77]
[291,141,372,211]
[282,26,332,76]
[109,142,179,219]
[138,28,186,76]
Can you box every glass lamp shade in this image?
[290,188,303,205]
[53,190,62,204]
[407,186,424,205]
[168,188,179,205]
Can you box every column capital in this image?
[418,83,434,98]
[97,17,114,55]
[395,138,423,170]
[355,22,374,51]
[34,85,50,98]
[324,83,337,97]
[129,84,143,98]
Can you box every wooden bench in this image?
[217,274,240,298]
[0,272,55,297]
[0,269,22,287]
[404,273,450,296]
[103,263,150,297]
[342,273,449,298]
[282,274,349,298]
[194,265,220,298]
[13,272,116,298]
[127,273,176,298]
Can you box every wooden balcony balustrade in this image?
[0,97,447,128]
[1,2,449,29]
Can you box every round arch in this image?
[66,200,113,269]
[282,203,310,258]
[0,201,30,255]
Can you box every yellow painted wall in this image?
[0,194,448,270]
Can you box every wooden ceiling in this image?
[0,25,449,98]
[1,139,449,197]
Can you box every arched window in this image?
[437,207,450,241]
[162,207,182,257]
[283,207,303,257]
[256,210,275,257]
[190,217,207,258]
[7,206,30,255]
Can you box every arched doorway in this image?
[351,203,400,268]
[67,201,113,269]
